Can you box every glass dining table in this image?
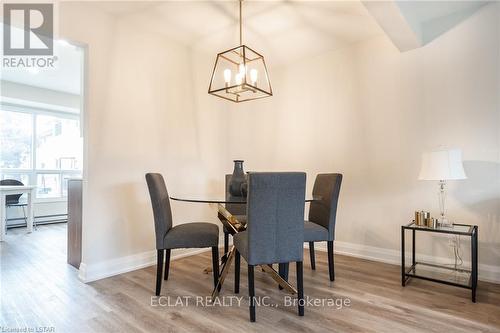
[170,195,319,301]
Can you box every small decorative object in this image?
[229,160,247,197]
[418,148,467,227]
[415,211,432,227]
[425,214,434,228]
[424,211,431,227]
[414,211,422,226]
[415,210,425,227]
[208,0,272,102]
[240,181,248,197]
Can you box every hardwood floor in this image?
[1,224,500,332]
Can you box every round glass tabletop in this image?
[170,195,319,204]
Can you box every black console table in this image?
[401,222,478,302]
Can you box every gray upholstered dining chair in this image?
[305,173,343,281]
[223,174,246,254]
[233,172,306,322]
[145,173,220,296]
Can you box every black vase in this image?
[229,160,247,197]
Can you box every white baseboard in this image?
[79,239,500,284]
[308,241,500,284]
[78,247,212,283]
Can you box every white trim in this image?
[308,241,500,284]
[79,234,230,283]
[78,239,500,285]
[0,97,80,115]
[78,247,214,283]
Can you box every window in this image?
[0,173,30,185]
[0,106,82,200]
[36,115,82,170]
[36,173,61,198]
[0,110,32,169]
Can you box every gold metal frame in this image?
[208,0,272,103]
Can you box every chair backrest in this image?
[246,172,306,265]
[0,179,24,205]
[308,173,343,240]
[145,173,173,249]
[225,174,246,216]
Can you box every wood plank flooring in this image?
[1,224,500,333]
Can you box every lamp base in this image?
[438,217,453,228]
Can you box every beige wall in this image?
[60,3,232,280]
[351,3,499,270]
[59,2,499,282]
[219,3,500,279]
[217,46,369,242]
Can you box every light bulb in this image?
[250,69,258,85]
[239,63,246,75]
[223,69,231,84]
[235,73,243,85]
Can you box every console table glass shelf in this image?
[401,222,478,302]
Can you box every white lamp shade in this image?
[418,149,467,181]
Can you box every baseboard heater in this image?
[6,214,68,228]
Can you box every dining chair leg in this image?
[155,249,164,296]
[309,242,316,270]
[296,261,304,316]
[248,265,256,322]
[22,206,32,229]
[234,249,240,293]
[164,249,171,280]
[212,247,219,288]
[278,263,289,290]
[224,231,229,255]
[327,241,335,281]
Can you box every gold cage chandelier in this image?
[208,0,272,103]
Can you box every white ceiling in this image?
[362,0,489,51]
[1,1,383,94]
[396,0,488,44]
[396,0,488,23]
[96,1,385,66]
[2,1,483,93]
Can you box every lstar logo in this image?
[3,3,54,56]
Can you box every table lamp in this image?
[418,148,467,227]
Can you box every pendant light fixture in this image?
[208,0,272,103]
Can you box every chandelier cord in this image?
[239,0,243,45]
